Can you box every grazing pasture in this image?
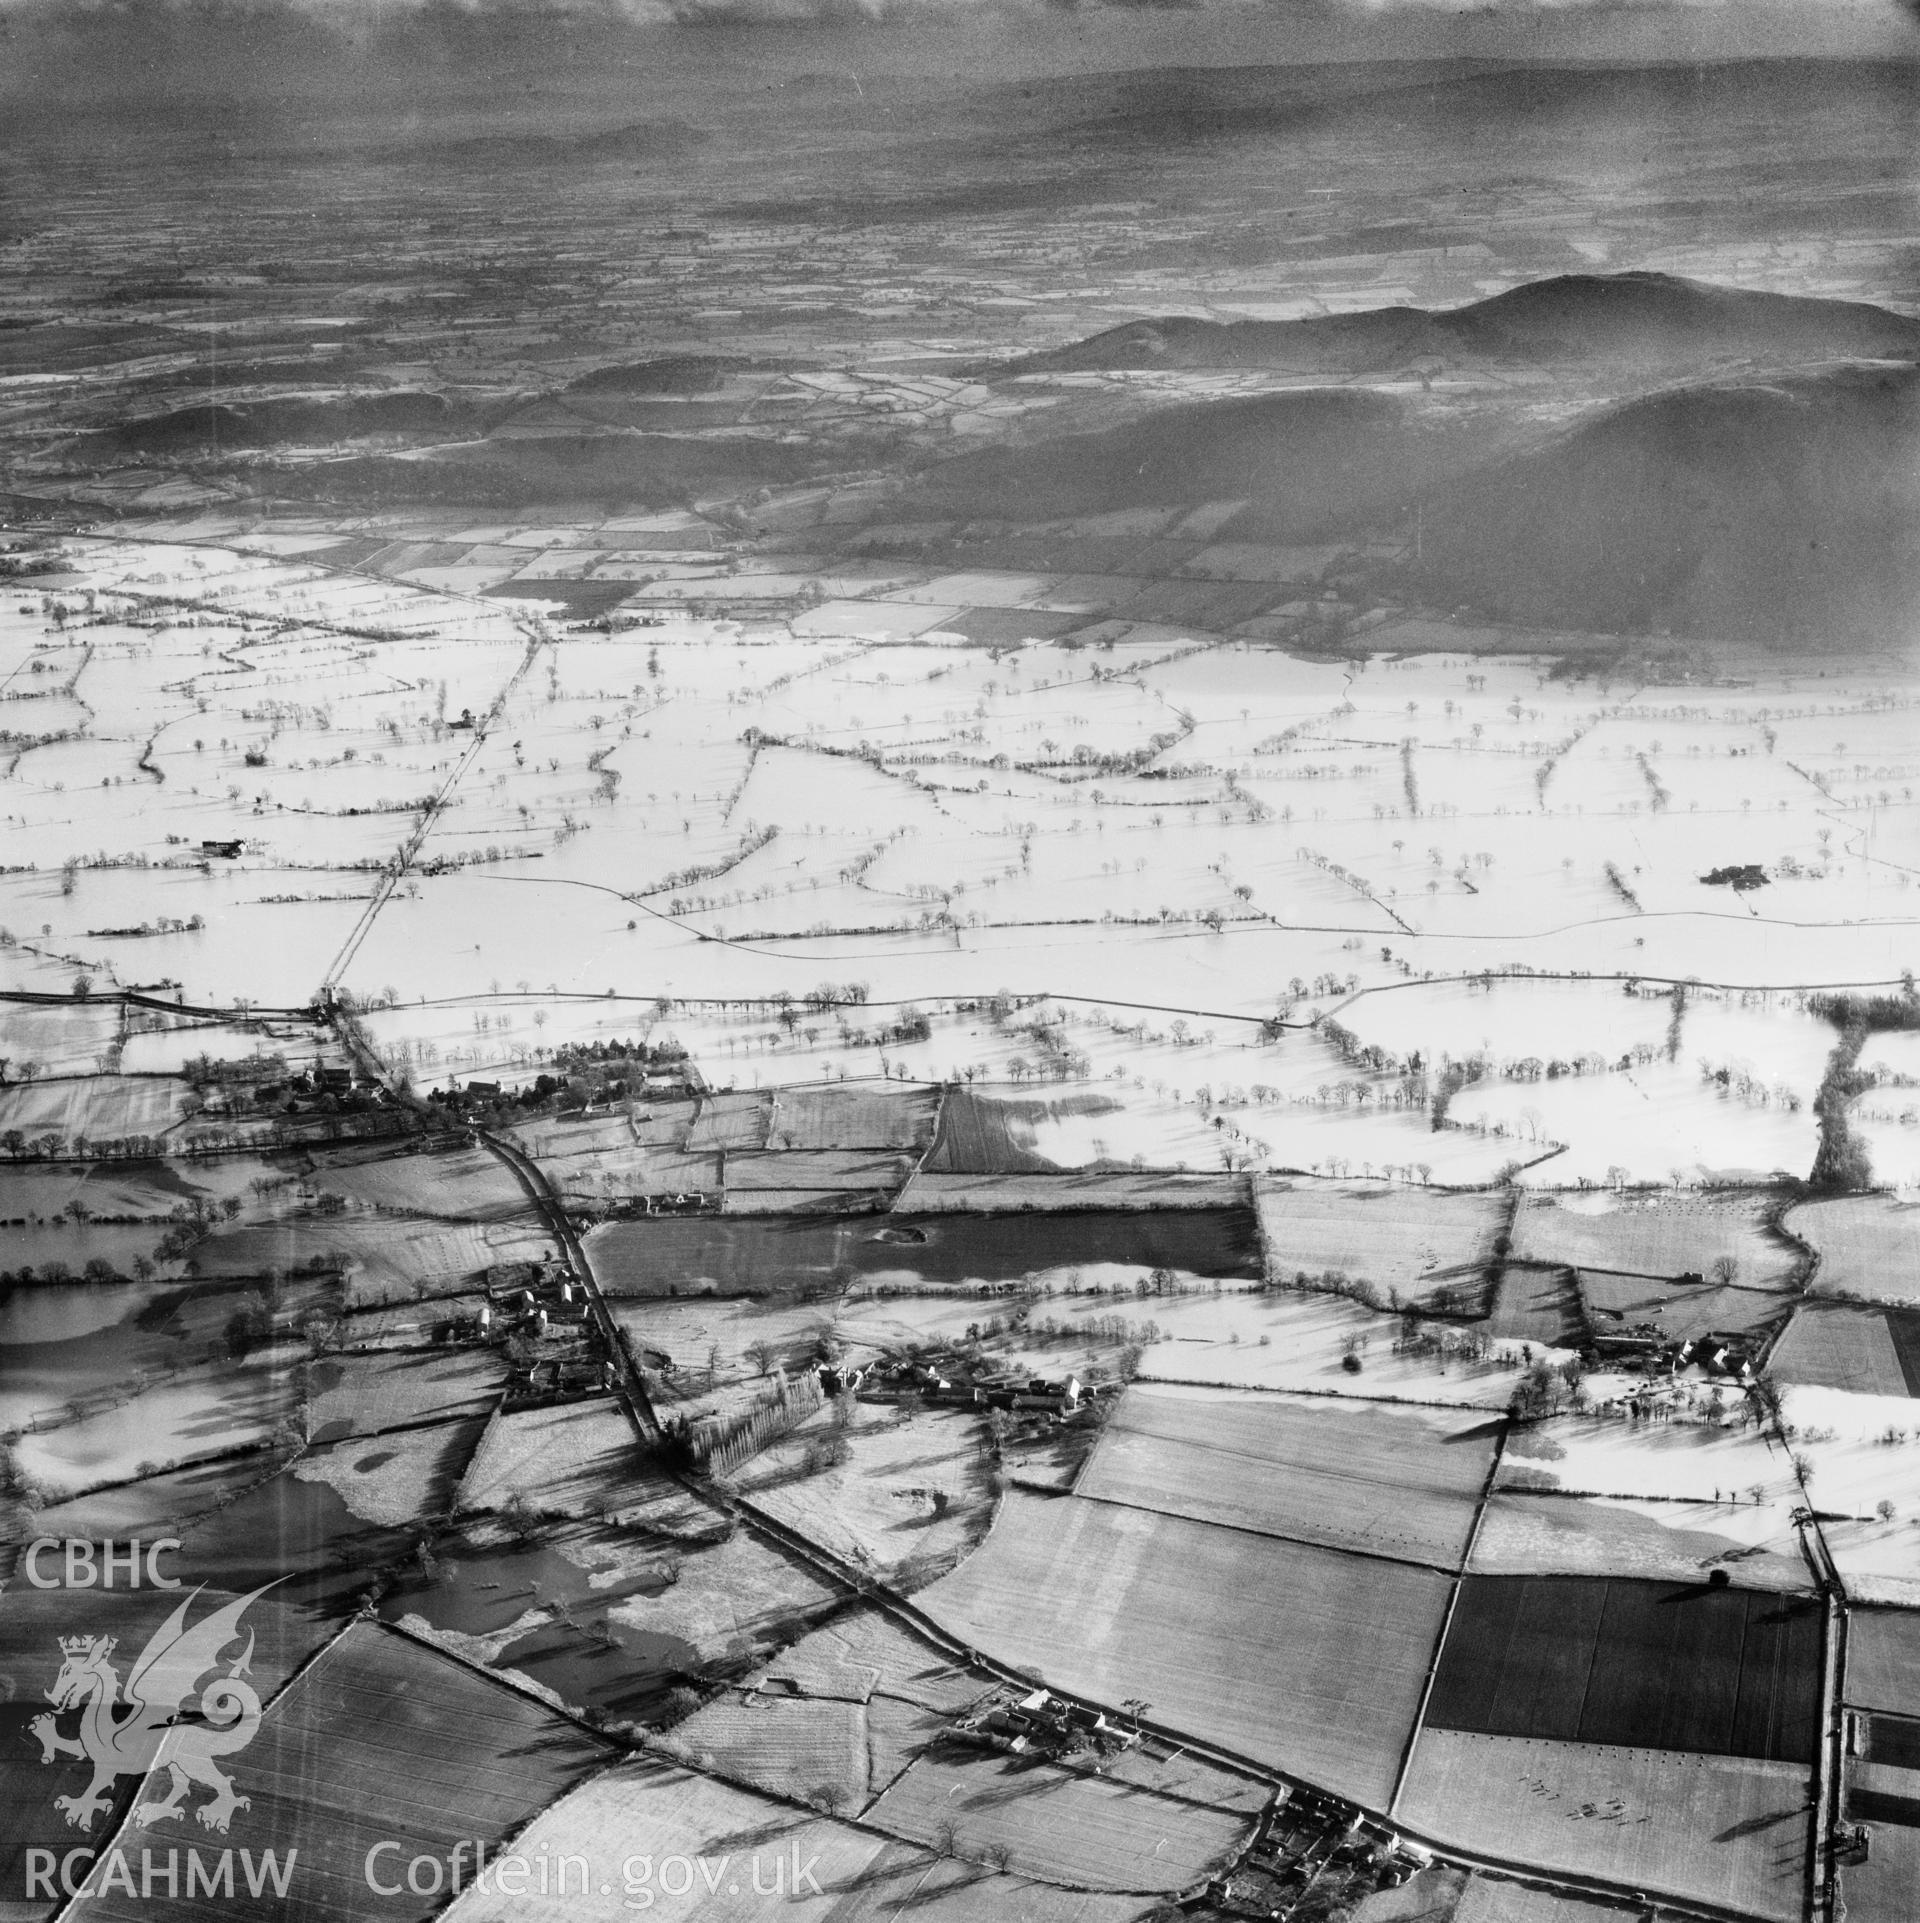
[673,1692,869,1807]
[615,1295,840,1383]
[392,1517,840,1712]
[1847,1609,1920,1716]
[0,997,123,1077]
[864,1752,1251,1891]
[438,1755,1155,1923]
[0,1072,187,1144]
[1423,1575,1822,1762]
[437,1756,890,1923]
[22,1448,281,1544]
[1487,1265,1581,1345]
[294,1417,488,1526]
[1494,1415,1796,1512]
[305,1349,506,1440]
[1076,1383,1498,1567]
[1398,1730,1810,1923]
[865,1693,955,1789]
[310,1139,534,1220]
[196,1213,548,1305]
[725,1149,916,1194]
[456,1400,718,1533]
[898,1169,1249,1210]
[763,1606,992,1714]
[1450,1875,1645,1923]
[769,1083,938,1150]
[926,1088,1134,1173]
[686,1090,773,1150]
[1768,1301,1920,1397]
[1790,1193,1920,1304]
[11,1345,301,1499]
[601,1529,845,1668]
[1470,1491,1810,1592]
[1255,1181,1505,1301]
[922,1490,1450,1806]
[1573,1268,1794,1345]
[1137,1289,1535,1408]
[1818,1518,1920,1608]
[733,1403,991,1583]
[0,1272,301,1435]
[1514,1191,1798,1288]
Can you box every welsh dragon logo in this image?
[30,1584,273,1835]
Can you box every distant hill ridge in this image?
[1411,361,1920,646]
[998,273,1920,378]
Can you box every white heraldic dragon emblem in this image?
[31,1583,273,1834]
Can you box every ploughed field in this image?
[1423,1575,1822,1763]
[921,1488,1450,1807]
[1075,1381,1499,1568]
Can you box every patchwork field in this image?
[9,44,1920,1923]
[922,1489,1451,1806]
[1423,1575,1822,1763]
[1398,1731,1811,1923]
[1076,1382,1500,1567]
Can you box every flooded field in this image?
[588,1206,1262,1296]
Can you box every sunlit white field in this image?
[7,533,1919,1200]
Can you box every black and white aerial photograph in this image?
[0,0,1916,1917]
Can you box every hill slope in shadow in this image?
[1002,274,1920,379]
[1409,364,1920,646]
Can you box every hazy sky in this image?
[0,0,1912,130]
[1,0,1915,75]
